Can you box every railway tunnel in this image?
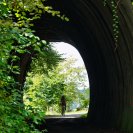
[18,0,133,132]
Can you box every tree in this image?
[24,57,89,113]
[0,0,68,132]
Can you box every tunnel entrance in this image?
[23,42,90,120]
[46,42,90,118]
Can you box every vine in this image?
[0,0,68,132]
[103,0,107,6]
[112,0,119,50]
[103,0,121,50]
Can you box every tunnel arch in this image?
[18,0,133,132]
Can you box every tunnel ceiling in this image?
[19,0,133,132]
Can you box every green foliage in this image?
[0,88,46,133]
[77,89,90,109]
[103,0,107,6]
[80,113,88,118]
[103,0,119,48]
[31,44,63,74]
[0,0,68,132]
[24,57,89,114]
[111,1,119,48]
[11,0,69,25]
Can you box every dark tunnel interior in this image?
[18,0,133,132]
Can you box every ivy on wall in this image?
[103,0,120,49]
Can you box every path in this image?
[38,117,123,133]
[45,113,85,118]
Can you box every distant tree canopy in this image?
[24,57,89,113]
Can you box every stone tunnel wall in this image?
[18,0,133,132]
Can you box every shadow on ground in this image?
[38,117,124,133]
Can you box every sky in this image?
[51,42,85,67]
[51,42,89,88]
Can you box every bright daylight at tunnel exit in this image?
[23,42,90,118]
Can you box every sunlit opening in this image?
[23,42,90,119]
